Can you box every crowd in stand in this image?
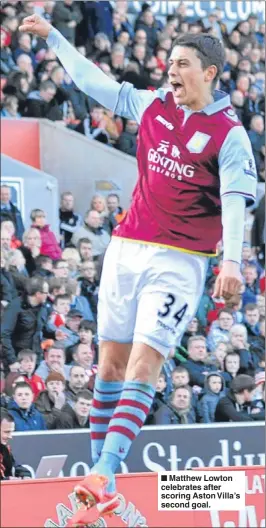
[0,0,265,475]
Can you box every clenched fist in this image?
[19,14,52,40]
[213,261,243,301]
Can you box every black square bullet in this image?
[161,475,167,481]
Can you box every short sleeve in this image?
[218,126,257,205]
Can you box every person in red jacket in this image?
[30,209,61,260]
[17,349,45,400]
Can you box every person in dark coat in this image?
[7,382,47,432]
[0,410,31,480]
[0,185,24,241]
[116,119,138,157]
[1,277,49,373]
[82,1,113,43]
[56,389,92,429]
[1,263,18,305]
[152,386,196,425]
[182,336,216,388]
[35,371,71,429]
[215,374,257,422]
[197,372,226,423]
[52,0,82,44]
[251,195,265,268]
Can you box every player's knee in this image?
[98,341,131,381]
[98,361,125,382]
[126,344,164,384]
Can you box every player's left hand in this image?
[213,261,243,301]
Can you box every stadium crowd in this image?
[0,1,265,478]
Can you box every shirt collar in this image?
[180,90,231,116]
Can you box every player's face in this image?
[168,46,215,110]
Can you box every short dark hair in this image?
[54,294,70,305]
[13,381,33,395]
[107,193,120,202]
[244,303,259,313]
[35,255,52,268]
[77,238,92,249]
[0,410,15,425]
[158,371,166,381]
[75,389,93,402]
[172,366,189,375]
[26,277,48,296]
[173,33,225,88]
[78,320,96,334]
[48,277,66,294]
[46,342,65,355]
[39,80,56,93]
[231,374,255,394]
[218,308,233,318]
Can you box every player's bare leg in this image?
[71,343,164,525]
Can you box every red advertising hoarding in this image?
[1,466,264,527]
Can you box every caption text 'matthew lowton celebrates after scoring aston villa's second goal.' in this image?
[19,12,257,527]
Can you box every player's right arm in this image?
[19,15,161,123]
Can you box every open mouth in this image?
[171,82,184,94]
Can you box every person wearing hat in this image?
[215,374,257,422]
[35,371,72,429]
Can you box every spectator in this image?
[0,411,31,480]
[71,342,96,382]
[66,279,94,321]
[215,374,256,422]
[171,366,190,389]
[61,248,81,278]
[71,210,110,259]
[244,303,261,340]
[0,28,17,76]
[30,209,61,260]
[81,1,113,43]
[183,336,216,388]
[241,242,263,276]
[116,119,138,157]
[53,259,69,279]
[248,114,265,173]
[90,194,115,234]
[222,351,241,387]
[78,261,99,319]
[2,373,26,403]
[231,90,245,121]
[33,255,54,279]
[65,365,87,405]
[77,238,93,263]
[251,196,265,268]
[35,343,71,382]
[250,316,265,372]
[17,349,45,400]
[1,250,18,306]
[196,278,216,329]
[197,373,226,423]
[59,191,82,249]
[22,79,59,120]
[56,389,92,429]
[208,341,229,369]
[47,294,71,330]
[1,94,21,118]
[181,317,204,349]
[22,228,42,271]
[52,0,82,45]
[1,277,49,373]
[106,193,127,225]
[35,371,70,429]
[207,309,234,352]
[146,371,168,425]
[135,8,158,52]
[51,309,83,349]
[0,185,24,241]
[7,382,46,431]
[243,264,260,304]
[229,324,254,374]
[77,320,96,347]
[153,386,196,425]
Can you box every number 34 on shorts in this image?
[157,293,189,336]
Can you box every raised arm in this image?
[19,15,162,123]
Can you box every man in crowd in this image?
[65,365,87,405]
[71,210,110,259]
[7,382,47,431]
[153,385,196,425]
[35,343,71,381]
[35,371,71,429]
[56,389,92,429]
[77,238,93,263]
[207,309,234,351]
[59,191,82,249]
[1,277,49,373]
[183,336,216,388]
[0,185,24,240]
[215,374,258,422]
[0,411,31,479]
